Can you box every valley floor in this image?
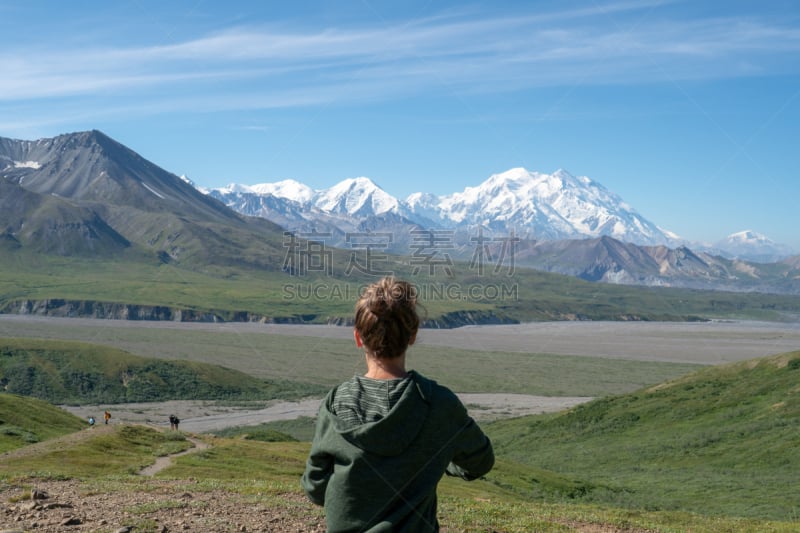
[3,315,799,365]
[12,315,797,433]
[60,394,592,433]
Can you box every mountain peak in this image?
[330,176,382,193]
[313,177,400,216]
[713,230,792,262]
[249,179,314,203]
[726,229,771,245]
[494,167,534,180]
[480,167,591,197]
[1,130,238,223]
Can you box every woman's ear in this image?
[354,329,364,348]
[408,332,417,346]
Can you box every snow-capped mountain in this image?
[206,177,406,218]
[312,177,405,217]
[203,168,678,247]
[204,176,416,243]
[711,230,794,263]
[406,168,676,244]
[250,179,315,203]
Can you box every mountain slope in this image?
[512,235,800,293]
[1,131,236,222]
[0,177,130,255]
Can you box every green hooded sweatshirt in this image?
[301,370,494,532]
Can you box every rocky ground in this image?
[0,478,652,533]
[0,425,323,532]
[0,478,326,532]
[0,478,639,533]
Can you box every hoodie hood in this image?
[324,371,432,456]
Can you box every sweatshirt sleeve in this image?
[445,416,495,481]
[300,406,334,505]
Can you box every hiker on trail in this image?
[104,411,111,424]
[301,276,494,532]
[169,414,180,431]
[88,416,95,426]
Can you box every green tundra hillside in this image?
[0,393,85,453]
[0,338,325,405]
[487,350,800,521]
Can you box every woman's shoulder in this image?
[410,371,463,407]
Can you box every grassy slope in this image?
[487,350,800,521]
[0,422,192,477]
[2,421,797,532]
[0,393,85,453]
[0,338,326,405]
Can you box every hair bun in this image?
[354,277,420,359]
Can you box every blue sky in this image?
[1,1,799,250]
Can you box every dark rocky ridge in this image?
[2,299,297,324]
[0,299,521,328]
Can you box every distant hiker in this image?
[169,414,180,430]
[88,416,95,426]
[301,277,494,532]
[104,411,111,424]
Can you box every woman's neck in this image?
[364,353,408,380]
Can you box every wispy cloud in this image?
[1,4,798,111]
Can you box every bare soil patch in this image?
[138,436,210,477]
[1,478,649,532]
[1,478,326,532]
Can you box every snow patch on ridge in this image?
[251,179,314,203]
[142,182,166,199]
[4,160,42,170]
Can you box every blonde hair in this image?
[354,277,420,359]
